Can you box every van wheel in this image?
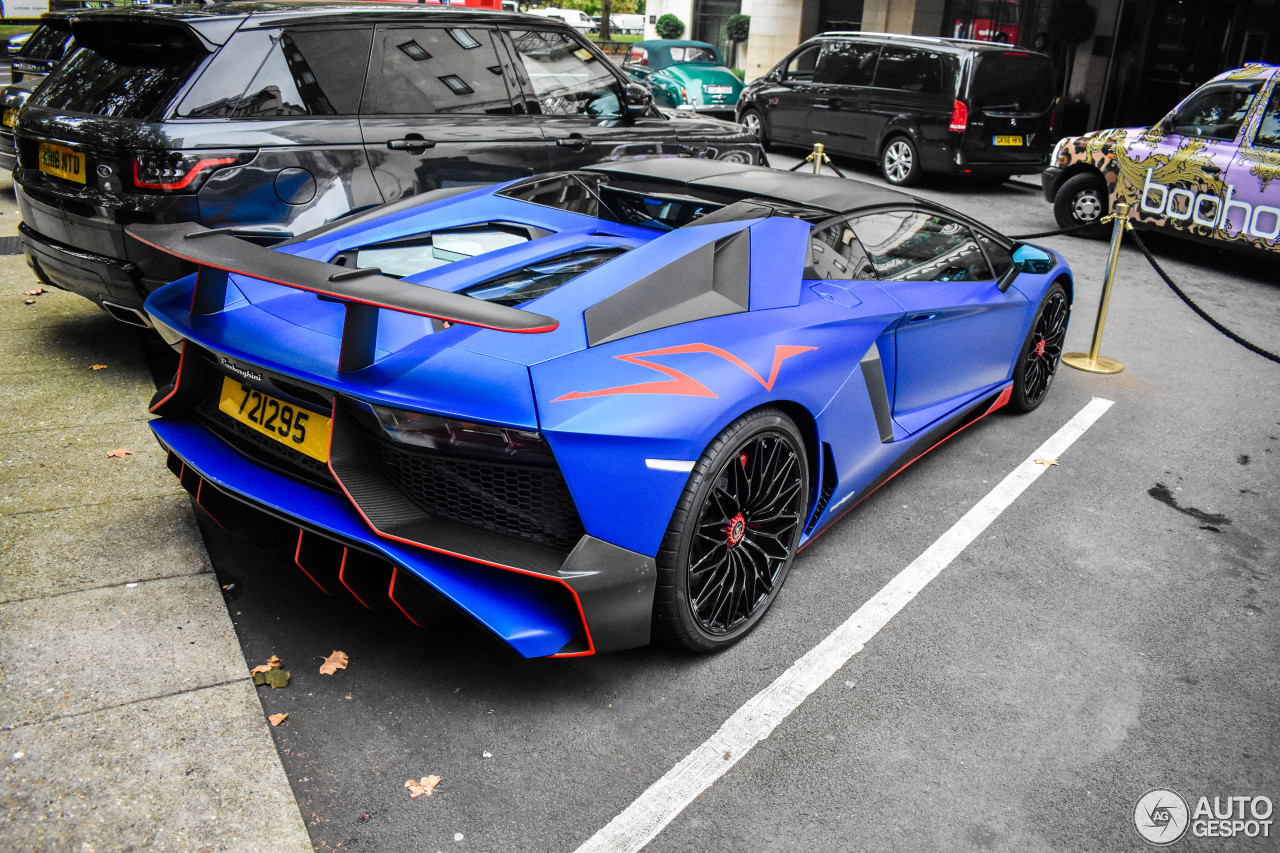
[881,136,921,186]
[1053,172,1109,238]
[740,108,769,150]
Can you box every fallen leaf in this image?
[24,287,45,296]
[1033,458,1059,467]
[482,751,492,759]
[319,650,348,675]
[90,364,108,371]
[106,448,132,459]
[250,655,282,674]
[405,775,442,798]
[24,299,35,305]
[253,668,291,689]
[269,713,289,726]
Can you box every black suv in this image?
[14,2,760,325]
[736,33,1054,186]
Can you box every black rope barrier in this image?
[1127,228,1280,365]
[1009,221,1103,240]
[787,157,847,178]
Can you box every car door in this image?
[864,46,949,154]
[1221,80,1280,248]
[766,44,822,148]
[847,209,1027,434]
[359,23,551,202]
[501,27,683,166]
[1119,76,1265,239]
[809,40,880,157]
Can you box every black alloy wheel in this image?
[654,408,808,651]
[739,108,769,149]
[1011,282,1070,412]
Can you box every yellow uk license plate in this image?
[993,135,1024,146]
[1,109,14,128]
[37,141,85,184]
[217,376,332,463]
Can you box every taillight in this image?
[680,87,690,104]
[949,100,968,133]
[131,151,251,193]
[370,405,555,464]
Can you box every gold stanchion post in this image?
[1063,201,1127,374]
[803,143,834,175]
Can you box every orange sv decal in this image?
[552,343,818,402]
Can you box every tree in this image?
[655,13,684,40]
[725,14,749,67]
[600,0,612,40]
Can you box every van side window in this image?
[873,47,943,94]
[848,211,993,282]
[808,221,877,280]
[1170,81,1263,141]
[815,41,879,87]
[783,46,820,82]
[1257,86,1280,150]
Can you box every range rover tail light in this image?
[131,151,254,193]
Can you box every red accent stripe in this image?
[193,477,226,530]
[323,400,596,656]
[337,548,373,610]
[148,340,188,414]
[132,157,235,191]
[386,566,422,627]
[127,231,559,334]
[799,385,1012,552]
[291,529,333,595]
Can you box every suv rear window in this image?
[970,53,1055,113]
[29,23,202,119]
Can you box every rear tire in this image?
[1010,282,1070,413]
[881,136,922,186]
[1053,172,1109,237]
[653,408,808,652]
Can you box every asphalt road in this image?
[194,154,1279,852]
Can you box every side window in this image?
[783,46,820,82]
[808,220,877,280]
[1170,81,1263,141]
[366,26,514,116]
[180,28,372,118]
[872,47,943,94]
[1251,84,1280,149]
[815,41,879,87]
[507,29,623,119]
[623,46,647,68]
[849,211,994,282]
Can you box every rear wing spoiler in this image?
[127,223,559,372]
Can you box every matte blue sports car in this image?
[133,160,1071,658]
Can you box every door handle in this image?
[908,313,938,324]
[387,134,436,153]
[556,134,588,149]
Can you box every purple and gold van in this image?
[1043,64,1280,256]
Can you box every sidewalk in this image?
[0,183,312,852]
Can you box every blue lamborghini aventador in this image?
[134,159,1072,658]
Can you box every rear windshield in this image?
[19,24,71,61]
[970,53,1055,113]
[28,23,203,119]
[461,247,627,308]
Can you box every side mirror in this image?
[1155,115,1175,136]
[999,244,1055,291]
[624,83,653,119]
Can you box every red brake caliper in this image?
[1034,338,1046,357]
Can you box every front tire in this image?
[1053,172,1109,237]
[1010,282,1070,412]
[881,135,922,186]
[653,408,809,652]
[739,108,769,150]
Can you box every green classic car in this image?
[622,40,743,121]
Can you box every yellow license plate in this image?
[1,109,14,128]
[993,135,1024,146]
[217,376,332,463]
[37,141,86,184]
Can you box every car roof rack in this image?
[818,31,1004,49]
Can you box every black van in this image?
[13,2,760,325]
[736,33,1055,186]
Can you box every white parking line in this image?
[575,396,1115,853]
